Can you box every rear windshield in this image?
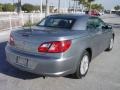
[37,17,76,29]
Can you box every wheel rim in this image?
[110,38,113,49]
[80,55,89,75]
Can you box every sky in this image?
[0,0,120,10]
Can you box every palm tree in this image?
[87,0,95,11]
[78,0,86,12]
[77,0,95,12]
[91,4,104,11]
[73,0,79,13]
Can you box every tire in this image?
[106,37,114,51]
[74,50,90,79]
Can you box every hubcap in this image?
[80,55,89,75]
[110,38,113,49]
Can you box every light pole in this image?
[69,0,70,8]
[75,0,78,12]
[73,0,75,13]
[68,0,71,13]
[58,0,60,13]
[40,0,43,14]
[17,0,21,14]
[12,0,14,5]
[45,0,49,17]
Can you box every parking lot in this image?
[0,14,120,90]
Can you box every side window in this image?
[87,17,101,29]
[38,18,46,26]
[98,18,106,27]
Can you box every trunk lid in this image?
[11,26,87,54]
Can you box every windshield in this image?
[37,17,76,29]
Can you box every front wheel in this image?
[74,50,90,79]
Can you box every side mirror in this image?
[108,25,112,29]
[102,25,112,29]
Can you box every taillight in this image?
[38,40,71,53]
[9,35,15,46]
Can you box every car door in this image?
[98,18,112,51]
[87,17,104,57]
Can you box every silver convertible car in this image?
[5,14,114,79]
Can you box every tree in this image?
[2,3,15,12]
[114,5,120,11]
[78,0,86,11]
[0,3,2,11]
[34,5,40,11]
[91,4,104,11]
[77,0,95,11]
[22,4,34,12]
[86,0,95,10]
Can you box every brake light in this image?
[38,40,71,53]
[9,35,15,46]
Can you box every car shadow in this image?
[64,74,78,79]
[0,42,41,80]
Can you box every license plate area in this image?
[16,56,28,67]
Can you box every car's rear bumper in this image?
[5,45,76,77]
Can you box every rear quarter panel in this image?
[62,31,93,71]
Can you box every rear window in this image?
[37,17,76,29]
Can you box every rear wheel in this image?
[74,50,90,79]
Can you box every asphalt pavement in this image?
[0,14,120,90]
